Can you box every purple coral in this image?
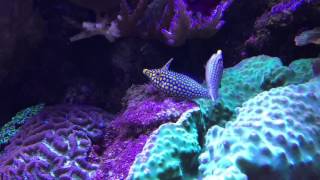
[95,84,196,179]
[71,0,233,46]
[161,0,233,45]
[0,105,111,179]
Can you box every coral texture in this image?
[0,104,44,150]
[245,0,318,52]
[0,105,110,179]
[70,0,233,46]
[95,84,196,179]
[126,55,318,179]
[199,77,320,179]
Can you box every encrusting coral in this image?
[0,104,44,150]
[0,55,318,180]
[127,55,319,179]
[199,76,320,179]
[127,107,203,179]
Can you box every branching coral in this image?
[127,107,203,179]
[126,55,318,179]
[69,0,233,46]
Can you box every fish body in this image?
[143,50,223,101]
[143,68,210,99]
[206,50,223,101]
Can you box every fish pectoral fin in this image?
[161,58,174,70]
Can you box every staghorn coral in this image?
[0,105,110,179]
[0,104,44,151]
[70,0,233,46]
[199,77,320,179]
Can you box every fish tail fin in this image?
[205,49,224,102]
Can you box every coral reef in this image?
[199,76,320,179]
[0,104,44,151]
[95,84,196,179]
[127,107,203,179]
[295,27,320,46]
[198,55,316,127]
[70,0,233,46]
[0,105,110,179]
[244,0,319,54]
[126,55,318,179]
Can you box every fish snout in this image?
[143,69,151,76]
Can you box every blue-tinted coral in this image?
[127,56,319,179]
[71,0,233,46]
[127,107,203,179]
[0,105,110,179]
[199,77,320,179]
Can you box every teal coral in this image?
[199,77,320,179]
[198,56,316,127]
[127,55,318,179]
[219,55,285,111]
[286,58,315,84]
[127,107,204,179]
[0,104,44,147]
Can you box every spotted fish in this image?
[143,50,223,101]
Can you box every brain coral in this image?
[70,0,233,46]
[199,77,320,179]
[0,105,110,179]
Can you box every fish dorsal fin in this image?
[161,58,174,70]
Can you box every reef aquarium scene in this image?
[1,0,320,179]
